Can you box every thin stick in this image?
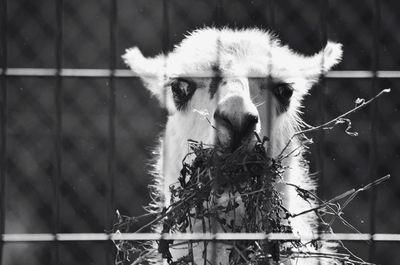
[135,194,196,233]
[278,88,391,158]
[288,188,355,218]
[329,174,390,226]
[286,174,390,220]
[232,244,250,264]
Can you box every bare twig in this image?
[232,244,250,264]
[134,181,210,233]
[284,175,391,265]
[278,88,391,158]
[287,184,355,218]
[328,174,391,226]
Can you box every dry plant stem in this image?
[307,197,366,263]
[286,175,390,265]
[287,174,390,223]
[134,193,195,233]
[290,252,375,265]
[134,179,213,233]
[328,174,391,227]
[133,176,213,233]
[285,185,355,218]
[232,244,250,263]
[279,139,311,161]
[337,240,367,265]
[112,211,159,231]
[278,88,391,158]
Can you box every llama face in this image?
[123,28,342,155]
[165,75,262,151]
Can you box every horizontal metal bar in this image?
[2,233,400,242]
[1,68,400,78]
[0,68,132,77]
[327,71,374,78]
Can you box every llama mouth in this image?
[231,130,257,151]
[210,133,270,186]
[215,130,257,152]
[213,110,259,152]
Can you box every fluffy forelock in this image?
[166,27,305,77]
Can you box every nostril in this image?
[214,110,259,151]
[242,113,258,134]
[245,114,258,126]
[214,111,258,134]
[213,110,233,130]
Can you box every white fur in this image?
[124,28,342,265]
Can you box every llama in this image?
[123,28,342,265]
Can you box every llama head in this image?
[123,28,342,155]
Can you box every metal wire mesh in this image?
[1,0,399,264]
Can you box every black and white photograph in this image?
[0,1,399,264]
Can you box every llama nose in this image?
[214,109,258,150]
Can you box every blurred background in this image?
[1,0,399,264]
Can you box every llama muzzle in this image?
[213,96,259,151]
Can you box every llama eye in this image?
[273,83,294,101]
[272,82,294,113]
[170,78,196,110]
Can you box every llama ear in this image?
[301,41,343,80]
[122,47,166,99]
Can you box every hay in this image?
[162,135,293,264]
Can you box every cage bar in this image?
[368,0,381,263]
[161,0,170,264]
[317,2,329,265]
[267,0,275,29]
[52,0,64,264]
[1,232,400,242]
[266,0,276,140]
[316,0,329,192]
[106,0,117,263]
[208,1,225,263]
[314,0,328,199]
[107,0,117,228]
[1,68,400,79]
[160,0,170,207]
[0,0,7,264]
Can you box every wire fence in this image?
[0,0,399,265]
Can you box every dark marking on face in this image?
[169,78,197,111]
[261,79,294,114]
[209,65,223,99]
[272,82,294,113]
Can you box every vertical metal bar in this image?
[267,0,275,29]
[53,0,63,264]
[368,0,380,262]
[265,0,276,261]
[161,0,170,264]
[317,1,329,265]
[161,0,170,202]
[162,0,170,55]
[107,0,117,263]
[316,0,328,201]
[210,2,224,264]
[0,0,7,264]
[266,0,275,158]
[161,0,170,212]
[214,0,224,27]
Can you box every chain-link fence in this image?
[0,0,399,264]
